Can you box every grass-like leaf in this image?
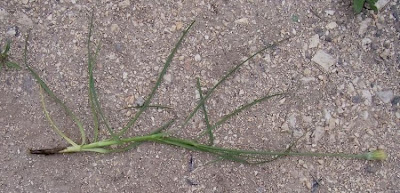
[24,32,87,145]
[39,86,78,147]
[1,40,21,71]
[25,17,387,163]
[118,20,196,136]
[6,61,21,69]
[196,78,213,145]
[86,12,119,142]
[182,37,290,127]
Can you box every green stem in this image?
[60,134,374,161]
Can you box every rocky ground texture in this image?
[0,0,399,192]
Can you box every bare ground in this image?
[1,0,399,192]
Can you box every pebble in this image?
[313,126,325,144]
[135,96,145,107]
[311,50,336,72]
[163,73,172,83]
[377,90,394,103]
[234,18,249,25]
[288,114,296,129]
[391,96,400,106]
[111,24,120,33]
[308,34,319,48]
[118,0,131,8]
[375,0,390,10]
[395,112,400,119]
[194,54,201,62]
[6,26,17,36]
[361,90,372,106]
[122,72,128,80]
[300,77,316,83]
[0,8,8,21]
[175,22,183,30]
[361,38,372,50]
[358,18,372,35]
[17,12,33,27]
[325,10,335,16]
[326,22,338,29]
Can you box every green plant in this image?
[26,14,387,163]
[353,0,378,14]
[0,40,21,71]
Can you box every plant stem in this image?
[59,134,375,161]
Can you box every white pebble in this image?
[194,54,201,62]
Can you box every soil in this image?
[1,0,399,192]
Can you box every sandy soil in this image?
[1,0,399,192]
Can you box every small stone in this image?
[359,18,372,35]
[375,0,390,10]
[0,8,8,21]
[17,12,33,27]
[377,90,394,103]
[317,159,324,165]
[366,129,374,136]
[379,49,391,60]
[325,10,335,15]
[395,112,400,119]
[303,68,312,76]
[313,126,325,144]
[175,22,183,30]
[126,95,134,104]
[122,72,128,80]
[111,24,120,32]
[361,90,372,106]
[135,96,145,107]
[311,50,336,72]
[326,22,338,29]
[239,89,244,95]
[308,34,320,48]
[21,0,29,4]
[361,38,372,50]
[194,54,201,62]
[234,18,249,25]
[391,96,400,106]
[6,27,17,36]
[118,0,131,8]
[164,73,172,83]
[301,77,316,83]
[305,180,312,190]
[288,114,296,128]
[352,95,362,103]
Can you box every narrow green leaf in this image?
[119,20,196,136]
[182,37,290,127]
[6,61,21,69]
[86,12,119,142]
[24,32,87,145]
[196,78,214,145]
[198,93,283,138]
[121,104,172,110]
[4,40,11,54]
[39,86,79,147]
